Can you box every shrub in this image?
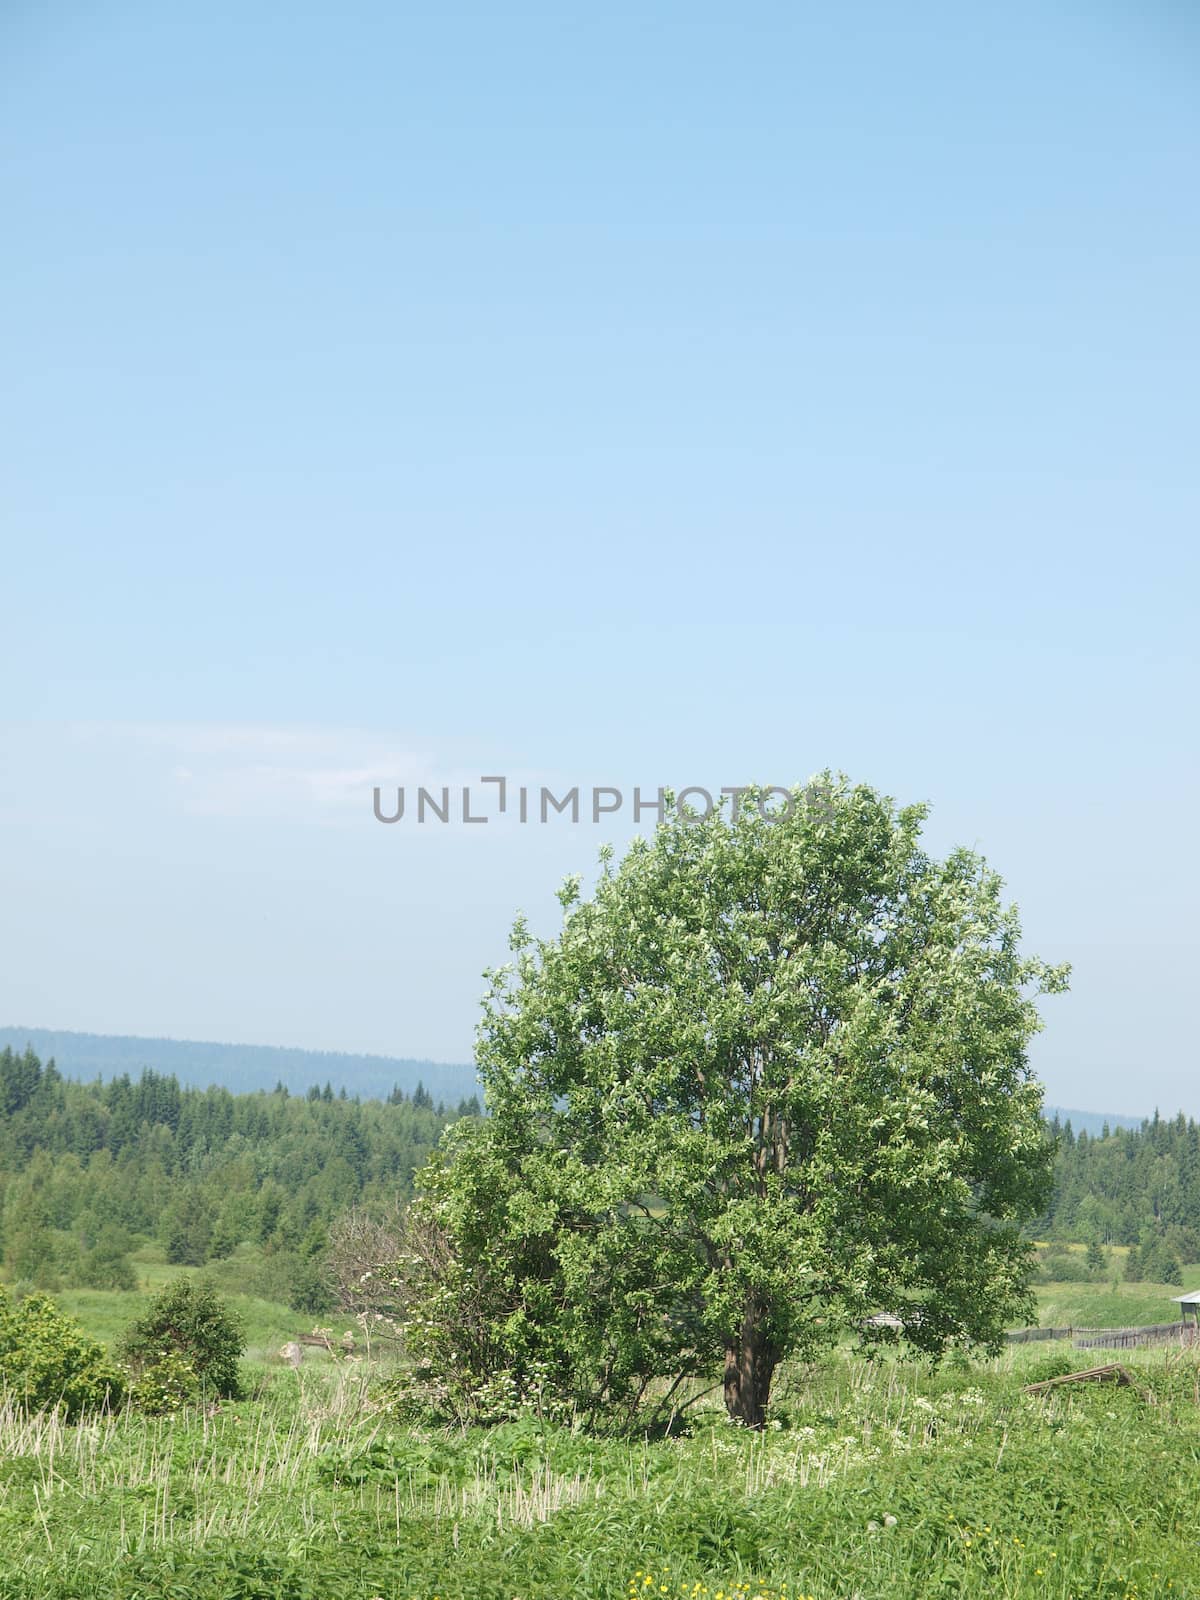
[1038,1248,1090,1283]
[207,1245,334,1314]
[374,1362,453,1424]
[118,1278,245,1399]
[0,1286,125,1417]
[128,1349,200,1415]
[1021,1349,1079,1386]
[79,1246,138,1291]
[78,1225,139,1291]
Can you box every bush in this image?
[0,1287,125,1417]
[1038,1248,1090,1283]
[78,1225,139,1291]
[128,1349,200,1415]
[1020,1350,1079,1386]
[79,1247,138,1291]
[117,1278,245,1399]
[207,1245,335,1314]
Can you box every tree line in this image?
[0,1045,476,1310]
[7,1042,1199,1327]
[1037,1110,1200,1282]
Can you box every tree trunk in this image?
[723,1298,778,1428]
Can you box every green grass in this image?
[0,1340,1198,1599]
[43,1247,347,1365]
[1033,1268,1200,1331]
[53,1283,326,1365]
[6,1252,1200,1598]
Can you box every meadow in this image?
[2,1256,1199,1600]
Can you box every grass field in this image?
[3,1252,1199,1599]
[1,1330,1199,1599]
[1034,1279,1195,1329]
[48,1245,347,1365]
[1030,1243,1200,1330]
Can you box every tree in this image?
[403,778,1068,1429]
[1141,1234,1184,1286]
[325,1205,408,1327]
[1085,1239,1107,1275]
[2,1177,58,1289]
[117,1278,245,1398]
[207,1210,241,1262]
[162,1190,213,1265]
[79,1224,138,1291]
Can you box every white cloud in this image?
[62,721,444,823]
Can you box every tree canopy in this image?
[401,777,1068,1428]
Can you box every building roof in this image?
[1171,1290,1200,1304]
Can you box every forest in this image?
[1037,1109,1200,1280]
[0,1045,477,1313]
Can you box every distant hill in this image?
[0,1032,1154,1132]
[0,1026,479,1107]
[1043,1105,1145,1136]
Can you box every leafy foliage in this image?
[398,777,1067,1427]
[127,1348,200,1415]
[0,1285,124,1417]
[118,1278,245,1399]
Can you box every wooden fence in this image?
[1074,1322,1197,1351]
[1006,1321,1197,1351]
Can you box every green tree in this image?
[1085,1238,1107,1275]
[118,1278,245,1399]
[1141,1235,1183,1286]
[79,1224,138,1291]
[2,1177,58,1288]
[207,1210,241,1261]
[403,778,1068,1428]
[162,1189,213,1266]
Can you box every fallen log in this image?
[1023,1362,1149,1400]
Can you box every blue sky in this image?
[1,2,1196,1112]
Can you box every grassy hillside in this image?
[1031,1240,1200,1328]
[46,1245,352,1362]
[1035,1277,1197,1329]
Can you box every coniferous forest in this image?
[0,1045,476,1312]
[1036,1110,1200,1281]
